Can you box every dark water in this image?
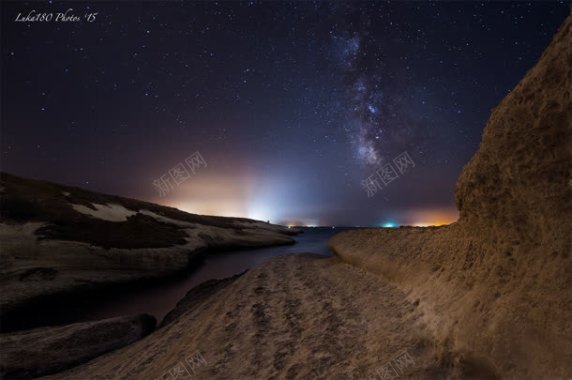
[6,227,350,331]
[85,227,345,323]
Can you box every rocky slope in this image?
[331,10,572,380]
[0,314,156,379]
[0,172,297,330]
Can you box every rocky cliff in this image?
[330,11,572,380]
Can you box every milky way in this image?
[331,6,433,168]
[2,1,569,225]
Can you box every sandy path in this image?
[43,254,442,380]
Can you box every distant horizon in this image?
[1,170,459,228]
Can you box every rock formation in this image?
[0,172,297,331]
[0,314,156,379]
[330,10,572,379]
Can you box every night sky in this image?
[2,1,569,226]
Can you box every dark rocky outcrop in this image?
[0,314,156,379]
[160,273,244,327]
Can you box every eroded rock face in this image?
[160,273,243,327]
[0,314,156,379]
[330,11,572,380]
[455,11,572,237]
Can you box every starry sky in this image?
[1,1,569,226]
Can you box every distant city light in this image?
[381,222,397,228]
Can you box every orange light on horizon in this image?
[411,221,452,227]
[404,208,459,227]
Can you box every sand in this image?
[42,254,450,380]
